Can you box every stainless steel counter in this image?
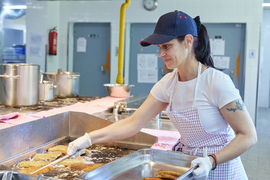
[0,94,177,132]
[92,110,177,131]
[0,107,36,115]
[0,109,177,133]
[0,107,177,132]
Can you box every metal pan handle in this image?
[67,74,80,79]
[176,165,203,180]
[72,74,80,79]
[0,75,21,79]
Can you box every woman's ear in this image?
[184,34,194,48]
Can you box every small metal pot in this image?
[39,81,57,101]
[57,72,80,98]
[41,70,80,98]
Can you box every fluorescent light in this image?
[3,5,27,9]
[262,3,270,7]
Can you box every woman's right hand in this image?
[67,133,92,157]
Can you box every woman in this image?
[67,10,257,179]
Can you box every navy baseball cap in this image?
[140,10,198,46]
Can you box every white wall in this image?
[25,0,263,122]
[25,0,47,71]
[258,9,270,108]
[46,2,60,72]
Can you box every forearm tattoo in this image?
[226,99,244,112]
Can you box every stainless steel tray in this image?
[82,148,197,180]
[0,171,60,180]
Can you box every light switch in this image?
[249,50,255,58]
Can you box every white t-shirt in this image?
[150,67,241,134]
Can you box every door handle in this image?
[101,65,105,72]
[230,70,234,81]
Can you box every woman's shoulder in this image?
[203,67,240,109]
[202,67,237,93]
[150,70,177,103]
[203,67,231,82]
[205,67,228,76]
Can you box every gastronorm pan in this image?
[82,148,197,180]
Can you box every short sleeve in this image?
[210,72,241,109]
[150,71,176,103]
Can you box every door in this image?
[129,23,170,96]
[73,23,110,97]
[205,23,246,98]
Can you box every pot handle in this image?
[53,85,58,88]
[0,75,21,79]
[68,75,80,79]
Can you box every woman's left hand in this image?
[191,156,212,178]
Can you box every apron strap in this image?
[192,62,202,108]
[169,71,179,108]
[190,146,208,157]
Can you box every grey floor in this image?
[241,107,270,180]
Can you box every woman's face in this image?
[158,38,189,69]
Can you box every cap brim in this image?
[140,34,177,46]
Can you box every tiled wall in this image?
[25,0,263,121]
[258,9,270,108]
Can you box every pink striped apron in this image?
[166,62,247,179]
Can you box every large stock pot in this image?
[0,63,40,106]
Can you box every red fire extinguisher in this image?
[49,27,57,55]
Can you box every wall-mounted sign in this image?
[137,54,158,83]
[213,56,230,69]
[76,37,87,52]
[210,38,225,56]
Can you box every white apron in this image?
[166,62,248,179]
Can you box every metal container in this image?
[82,148,196,180]
[0,63,40,106]
[57,72,80,98]
[39,81,57,101]
[41,71,80,98]
[104,84,134,98]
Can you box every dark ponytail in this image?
[193,16,215,68]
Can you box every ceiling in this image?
[1,0,26,6]
[0,0,111,7]
[1,0,269,8]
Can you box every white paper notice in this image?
[212,39,225,55]
[29,45,42,57]
[77,37,87,52]
[30,33,42,44]
[137,54,158,83]
[213,56,230,69]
